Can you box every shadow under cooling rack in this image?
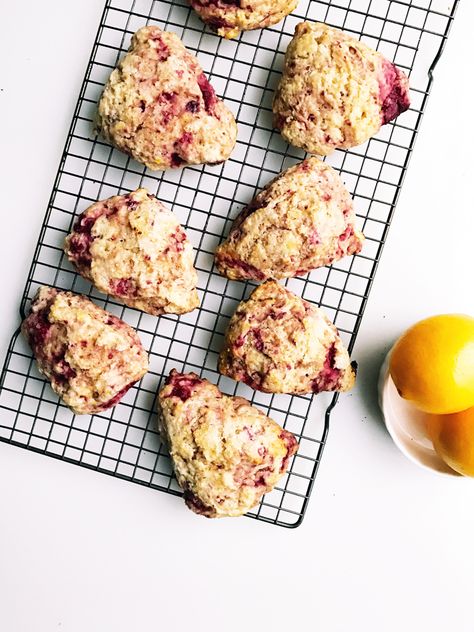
[0,0,458,527]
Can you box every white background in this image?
[1,1,473,631]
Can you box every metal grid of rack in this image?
[0,0,458,526]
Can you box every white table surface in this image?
[1,2,473,631]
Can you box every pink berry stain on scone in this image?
[158,369,298,518]
[97,26,237,170]
[273,22,410,155]
[189,0,299,39]
[215,157,364,281]
[196,73,218,114]
[64,188,200,316]
[21,287,149,415]
[165,370,204,402]
[379,58,411,125]
[218,280,356,395]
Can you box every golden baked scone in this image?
[189,0,299,39]
[97,26,237,170]
[215,157,364,281]
[158,370,298,518]
[273,22,410,154]
[21,287,149,415]
[64,189,199,316]
[219,280,356,394]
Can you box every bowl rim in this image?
[378,351,463,478]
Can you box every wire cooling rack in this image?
[0,0,458,527]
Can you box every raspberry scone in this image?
[64,189,199,316]
[158,370,298,518]
[219,280,356,394]
[273,22,411,155]
[97,26,237,170]
[21,287,149,415]
[215,157,364,281]
[189,0,299,40]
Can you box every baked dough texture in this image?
[97,26,237,170]
[273,22,410,154]
[189,0,299,39]
[219,280,356,394]
[64,188,199,316]
[158,369,298,518]
[215,157,364,281]
[21,287,149,415]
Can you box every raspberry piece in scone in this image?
[64,188,199,316]
[158,370,298,518]
[189,0,299,39]
[21,287,149,415]
[218,280,356,394]
[97,26,237,170]
[215,157,364,281]
[273,22,410,155]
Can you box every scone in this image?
[219,280,356,394]
[97,26,237,170]
[215,157,364,281]
[158,369,298,518]
[273,22,410,154]
[21,287,149,415]
[189,0,299,39]
[64,189,199,316]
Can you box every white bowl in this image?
[378,353,460,476]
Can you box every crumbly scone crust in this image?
[215,157,364,281]
[273,22,410,155]
[21,287,149,415]
[219,280,356,394]
[189,0,299,39]
[97,26,237,170]
[158,370,298,517]
[64,188,199,316]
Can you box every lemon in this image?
[428,407,474,476]
[389,314,474,414]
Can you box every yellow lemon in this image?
[427,407,474,476]
[389,314,474,414]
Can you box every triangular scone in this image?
[158,370,298,518]
[97,26,237,170]
[219,281,356,394]
[65,189,199,316]
[273,22,410,155]
[21,287,149,415]
[215,157,364,281]
[189,0,299,39]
